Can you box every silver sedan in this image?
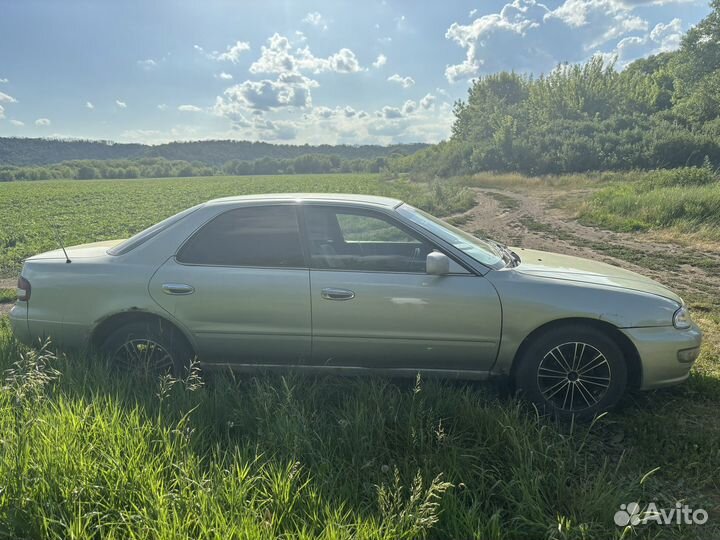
[10,193,702,417]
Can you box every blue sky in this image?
[0,0,713,145]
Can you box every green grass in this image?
[578,167,720,238]
[0,320,718,539]
[0,288,14,304]
[0,174,474,278]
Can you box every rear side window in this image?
[177,205,304,268]
[108,204,202,256]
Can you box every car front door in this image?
[149,203,311,364]
[302,204,502,372]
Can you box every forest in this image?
[0,154,393,182]
[0,138,425,173]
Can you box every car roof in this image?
[206,193,404,209]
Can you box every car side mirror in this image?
[426,251,450,275]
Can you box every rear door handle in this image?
[321,287,355,301]
[162,283,195,295]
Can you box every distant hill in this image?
[0,138,429,167]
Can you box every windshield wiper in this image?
[491,240,521,268]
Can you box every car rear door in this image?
[149,203,311,364]
[302,204,502,372]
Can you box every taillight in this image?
[17,276,31,301]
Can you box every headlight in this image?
[673,306,692,329]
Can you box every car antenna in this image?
[53,224,72,264]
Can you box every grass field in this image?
[0,174,473,278]
[0,172,718,539]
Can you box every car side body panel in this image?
[486,268,692,377]
[149,259,312,363]
[309,270,502,370]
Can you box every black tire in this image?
[514,324,627,419]
[100,319,193,376]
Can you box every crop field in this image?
[0,172,719,539]
[0,174,473,278]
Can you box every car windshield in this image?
[397,204,505,268]
[107,204,203,256]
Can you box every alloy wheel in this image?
[113,338,174,374]
[536,341,612,412]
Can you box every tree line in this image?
[0,155,394,182]
[393,0,720,176]
[0,138,427,168]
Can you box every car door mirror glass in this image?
[426,252,450,275]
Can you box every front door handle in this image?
[321,287,355,301]
[162,283,195,295]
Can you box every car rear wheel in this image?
[101,320,193,376]
[515,325,627,419]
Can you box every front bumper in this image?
[8,302,32,346]
[622,323,703,390]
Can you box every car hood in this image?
[511,247,682,304]
[26,239,126,260]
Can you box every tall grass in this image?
[578,166,720,237]
[0,319,655,539]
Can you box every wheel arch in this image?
[90,310,196,357]
[509,317,642,389]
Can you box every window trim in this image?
[298,203,475,275]
[174,202,309,270]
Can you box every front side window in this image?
[177,205,304,267]
[304,206,433,273]
[397,204,504,268]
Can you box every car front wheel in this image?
[515,325,628,419]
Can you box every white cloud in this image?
[211,93,454,145]
[0,78,8,83]
[402,100,417,115]
[327,49,363,73]
[0,105,4,119]
[380,105,403,119]
[0,91,17,103]
[419,93,436,109]
[178,104,203,112]
[302,12,329,30]
[216,72,233,80]
[86,101,94,110]
[115,100,127,109]
[35,118,51,126]
[250,33,364,75]
[373,53,387,68]
[444,0,659,82]
[613,18,684,65]
[157,103,168,110]
[253,118,298,140]
[387,73,415,88]
[137,58,158,70]
[213,41,251,63]
[216,73,316,115]
[10,119,24,126]
[469,8,478,17]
